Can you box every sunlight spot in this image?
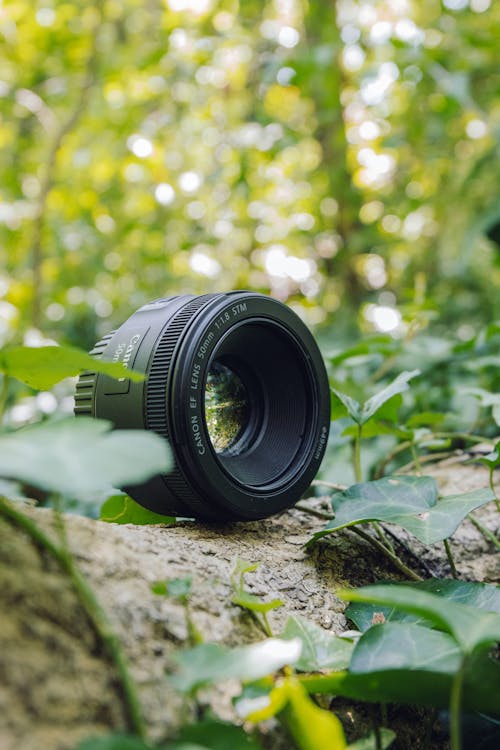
[127,135,153,159]
[155,183,175,205]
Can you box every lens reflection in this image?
[205,362,249,454]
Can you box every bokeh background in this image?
[1,0,499,353]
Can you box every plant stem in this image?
[295,501,334,520]
[467,514,500,551]
[443,539,458,578]
[0,496,146,739]
[348,527,423,581]
[449,659,466,750]
[371,522,395,554]
[411,441,422,474]
[489,469,500,513]
[311,479,347,492]
[0,373,9,424]
[354,424,363,483]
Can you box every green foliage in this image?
[100,493,176,525]
[230,558,283,636]
[0,345,144,390]
[169,638,302,694]
[281,615,354,672]
[310,475,495,546]
[0,417,172,501]
[345,578,500,632]
[331,371,420,426]
[175,720,264,750]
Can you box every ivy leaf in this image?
[346,579,500,632]
[349,622,461,674]
[360,370,420,424]
[100,493,176,525]
[152,578,192,601]
[310,475,494,545]
[244,678,346,749]
[170,638,302,693]
[460,387,500,426]
[331,388,362,423]
[281,615,354,672]
[339,584,500,655]
[281,678,347,750]
[232,591,284,614]
[175,720,264,750]
[301,647,500,714]
[347,730,396,750]
[0,417,172,501]
[476,441,500,471]
[0,345,144,390]
[74,735,154,750]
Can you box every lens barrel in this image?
[75,292,330,521]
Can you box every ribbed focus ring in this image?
[145,294,217,515]
[74,331,116,416]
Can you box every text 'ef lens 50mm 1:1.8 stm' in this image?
[75,292,330,521]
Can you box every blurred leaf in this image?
[281,615,354,672]
[152,578,192,600]
[349,622,461,674]
[477,441,500,471]
[339,584,500,655]
[0,417,172,501]
[74,736,154,750]
[0,345,144,390]
[170,638,302,693]
[347,730,396,750]
[301,648,500,714]
[281,678,347,750]
[175,720,263,750]
[346,579,500,632]
[100,493,175,525]
[460,388,500,426]
[232,591,284,614]
[310,475,494,545]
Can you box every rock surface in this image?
[0,458,499,750]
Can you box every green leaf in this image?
[0,345,144,390]
[175,720,264,750]
[349,622,461,674]
[232,590,284,614]
[301,647,500,714]
[74,735,154,750]
[339,584,500,655]
[170,638,302,693]
[0,417,172,501]
[152,577,192,600]
[310,475,494,545]
[331,371,419,426]
[331,387,362,423]
[281,678,347,750]
[477,441,500,470]
[347,729,396,750]
[360,370,420,424]
[460,387,500,426]
[100,493,176,525]
[281,615,354,672]
[346,579,500,632]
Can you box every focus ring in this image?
[145,294,219,517]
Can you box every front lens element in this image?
[204,361,249,454]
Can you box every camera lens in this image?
[75,292,330,521]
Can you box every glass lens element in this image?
[205,362,250,454]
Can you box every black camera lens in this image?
[75,292,330,521]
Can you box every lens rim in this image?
[169,293,330,519]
